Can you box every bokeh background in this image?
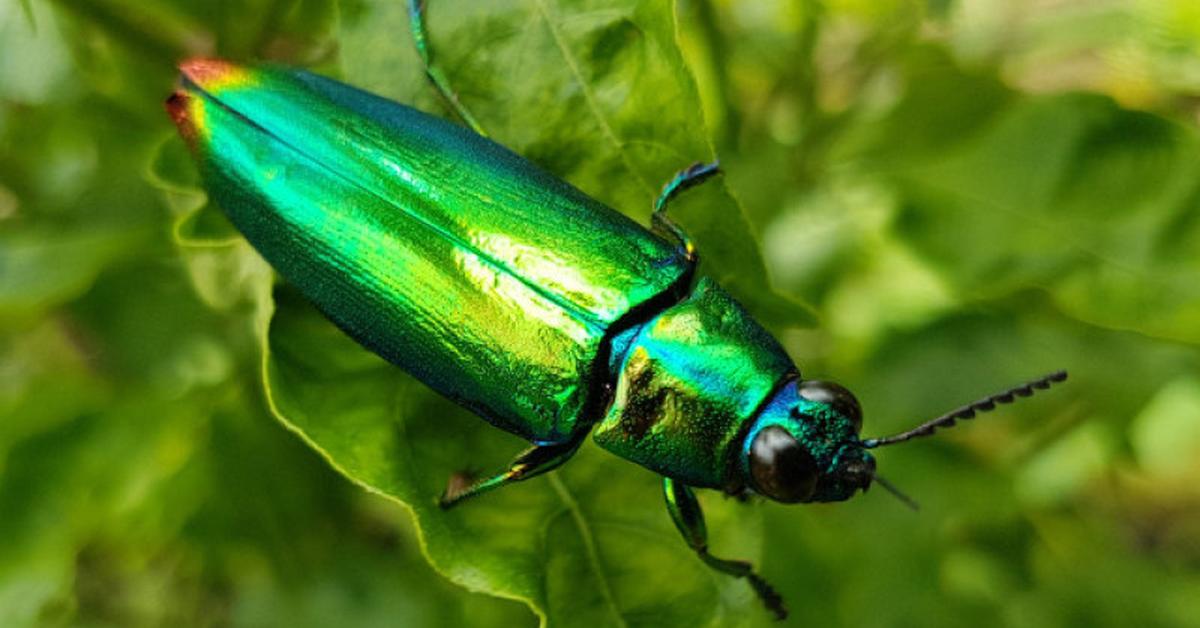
[3,0,1200,626]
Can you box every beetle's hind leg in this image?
[438,434,586,508]
[653,161,721,264]
[407,0,488,137]
[663,477,788,620]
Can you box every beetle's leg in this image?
[438,435,585,509]
[653,160,721,264]
[663,477,787,620]
[407,0,488,137]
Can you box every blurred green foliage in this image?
[2,0,1199,627]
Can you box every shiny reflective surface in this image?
[798,380,863,433]
[593,278,795,488]
[748,426,819,503]
[166,60,871,503]
[741,380,876,502]
[168,60,687,442]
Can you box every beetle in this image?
[165,4,1066,619]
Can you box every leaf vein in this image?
[531,0,653,196]
[548,473,628,627]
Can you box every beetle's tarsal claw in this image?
[745,571,788,621]
[437,470,478,509]
[697,549,788,620]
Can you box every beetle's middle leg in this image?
[653,161,721,264]
[407,0,488,137]
[438,433,585,509]
[663,477,788,620]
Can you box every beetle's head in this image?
[740,379,874,504]
[740,371,1069,507]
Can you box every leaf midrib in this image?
[549,473,629,628]
[531,0,654,197]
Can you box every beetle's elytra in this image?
[166,7,1066,619]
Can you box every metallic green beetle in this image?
[165,7,1066,619]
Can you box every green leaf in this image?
[17,0,35,30]
[755,298,1200,628]
[145,134,242,247]
[252,1,800,622]
[1129,376,1200,478]
[261,284,764,626]
[0,227,142,326]
[10,0,1200,625]
[870,90,1200,343]
[2,1,548,625]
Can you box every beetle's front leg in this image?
[438,433,585,508]
[653,161,721,264]
[663,477,787,620]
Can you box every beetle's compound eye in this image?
[749,426,819,503]
[798,380,862,433]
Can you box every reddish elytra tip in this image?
[178,57,237,87]
[164,89,197,142]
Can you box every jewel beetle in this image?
[165,4,1067,619]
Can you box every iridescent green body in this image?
[168,50,1064,620]
[171,61,694,444]
[598,277,795,488]
[167,59,871,495]
[165,57,892,620]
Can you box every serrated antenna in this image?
[862,370,1068,449]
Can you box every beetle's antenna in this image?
[861,370,1068,449]
[872,473,919,511]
